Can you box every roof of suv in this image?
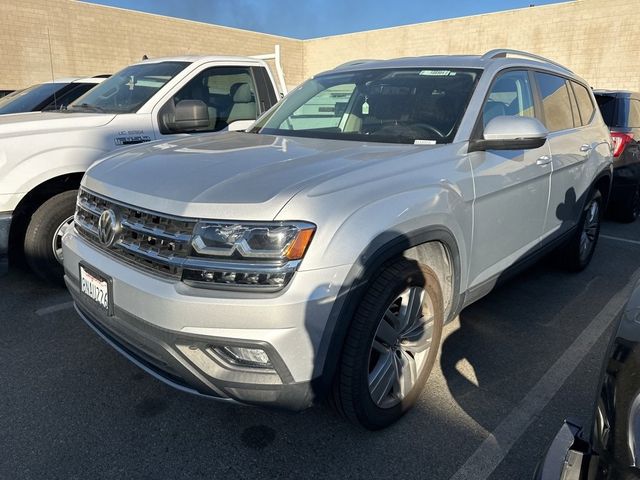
[323,49,576,79]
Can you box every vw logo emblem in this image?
[98,209,119,247]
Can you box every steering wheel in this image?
[372,122,446,140]
[410,123,447,139]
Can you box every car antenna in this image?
[46,26,60,110]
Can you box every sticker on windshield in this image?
[419,70,456,76]
[414,139,437,145]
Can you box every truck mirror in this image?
[173,100,210,132]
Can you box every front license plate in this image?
[79,263,112,315]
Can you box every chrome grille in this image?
[75,189,196,278]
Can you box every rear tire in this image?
[332,258,444,430]
[561,189,602,272]
[24,190,77,285]
[617,184,640,223]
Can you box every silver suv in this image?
[62,50,613,429]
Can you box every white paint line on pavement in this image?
[449,265,640,480]
[601,234,640,246]
[35,301,74,316]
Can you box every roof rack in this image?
[334,59,379,69]
[481,49,572,73]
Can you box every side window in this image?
[482,70,534,128]
[252,67,278,113]
[628,99,640,128]
[534,72,575,132]
[567,82,581,128]
[572,82,595,125]
[280,83,356,131]
[42,83,95,111]
[159,66,258,134]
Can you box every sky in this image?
[83,0,568,39]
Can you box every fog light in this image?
[216,346,273,369]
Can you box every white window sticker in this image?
[419,70,454,76]
[414,139,437,145]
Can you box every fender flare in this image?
[309,225,463,402]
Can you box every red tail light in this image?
[611,131,634,158]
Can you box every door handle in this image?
[580,144,593,153]
[536,155,552,166]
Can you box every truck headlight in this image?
[182,221,315,291]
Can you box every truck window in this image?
[68,61,189,114]
[159,66,259,134]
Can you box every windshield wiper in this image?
[68,103,106,113]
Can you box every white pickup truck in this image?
[0,50,285,282]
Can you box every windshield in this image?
[68,61,190,114]
[252,68,480,144]
[0,83,67,114]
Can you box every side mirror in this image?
[226,119,255,132]
[173,99,210,132]
[470,116,548,152]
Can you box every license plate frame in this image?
[79,262,113,316]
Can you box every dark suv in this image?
[594,90,640,222]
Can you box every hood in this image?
[84,131,440,220]
[0,111,115,137]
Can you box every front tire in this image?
[332,258,444,430]
[24,190,77,285]
[561,189,602,272]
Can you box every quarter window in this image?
[534,72,575,132]
[571,82,595,125]
[482,70,535,127]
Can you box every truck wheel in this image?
[561,189,602,272]
[332,258,444,430]
[618,184,639,223]
[24,190,77,285]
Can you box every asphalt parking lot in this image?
[2,219,640,480]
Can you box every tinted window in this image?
[0,82,66,114]
[253,68,480,144]
[595,93,618,127]
[43,83,96,111]
[535,72,575,132]
[160,66,258,134]
[572,82,595,125]
[482,70,535,127]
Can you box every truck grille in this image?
[74,189,196,278]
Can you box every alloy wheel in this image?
[52,215,74,264]
[367,286,435,409]
[579,198,600,263]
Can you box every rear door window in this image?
[595,94,618,127]
[534,72,575,132]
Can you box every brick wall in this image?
[303,0,640,91]
[0,0,638,92]
[0,0,304,90]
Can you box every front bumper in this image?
[0,212,12,275]
[63,230,351,410]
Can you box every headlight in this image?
[191,221,315,260]
[182,221,316,291]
